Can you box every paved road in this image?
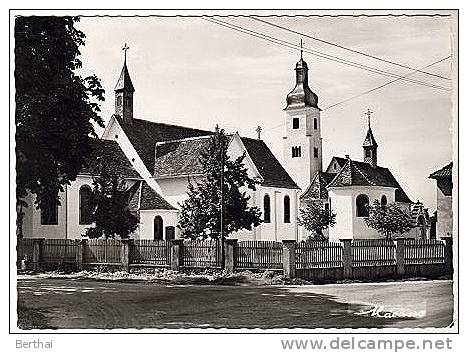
[17,278,453,329]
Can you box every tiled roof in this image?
[153,137,210,178]
[241,137,300,189]
[301,172,336,200]
[325,156,348,173]
[327,158,412,203]
[127,181,176,211]
[118,117,212,171]
[429,162,452,179]
[151,134,299,189]
[80,139,140,179]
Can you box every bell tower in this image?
[114,43,135,125]
[362,109,378,167]
[282,44,322,191]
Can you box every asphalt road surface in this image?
[17,277,453,329]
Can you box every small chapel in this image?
[21,45,429,241]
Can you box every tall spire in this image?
[363,109,378,167]
[114,43,135,124]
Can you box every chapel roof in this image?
[300,171,336,200]
[326,157,413,203]
[80,139,140,179]
[151,134,299,189]
[127,180,177,211]
[429,162,453,179]
[117,117,212,171]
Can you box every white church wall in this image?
[22,190,66,239]
[328,189,354,241]
[328,186,397,240]
[138,210,179,240]
[233,186,298,242]
[351,186,396,240]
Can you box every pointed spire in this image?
[115,43,135,92]
[363,109,378,147]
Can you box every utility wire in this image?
[250,17,451,81]
[204,17,450,92]
[262,55,451,133]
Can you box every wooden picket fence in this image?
[17,237,452,279]
[16,238,35,269]
[83,239,121,265]
[296,241,343,269]
[404,239,445,264]
[41,239,77,265]
[235,241,283,270]
[352,239,396,266]
[130,240,171,267]
[181,239,222,268]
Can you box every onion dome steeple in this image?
[284,40,319,111]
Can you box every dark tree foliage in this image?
[15,16,105,231]
[298,199,336,240]
[84,163,139,239]
[178,127,262,239]
[365,200,413,240]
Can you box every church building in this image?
[21,45,428,242]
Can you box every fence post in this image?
[442,236,453,276]
[121,239,133,272]
[341,239,352,279]
[395,237,405,276]
[171,239,184,271]
[75,239,83,272]
[282,240,296,279]
[32,238,44,272]
[224,239,237,273]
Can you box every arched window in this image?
[154,216,164,240]
[79,185,93,225]
[365,149,372,158]
[356,194,370,217]
[313,118,318,130]
[381,195,387,206]
[313,147,319,158]
[284,196,291,223]
[41,200,58,225]
[117,95,122,106]
[263,195,271,223]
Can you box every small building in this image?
[299,121,416,241]
[429,162,453,239]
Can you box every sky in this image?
[76,13,454,212]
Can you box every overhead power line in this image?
[262,55,451,133]
[250,16,451,81]
[203,17,450,92]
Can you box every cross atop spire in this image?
[365,108,373,128]
[122,42,130,62]
[300,38,304,60]
[256,125,262,140]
